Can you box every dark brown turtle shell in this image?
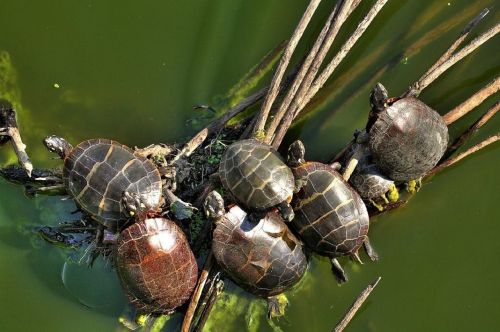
[63,139,162,226]
[219,139,294,210]
[368,97,448,181]
[346,144,394,199]
[291,162,369,257]
[212,206,307,297]
[115,217,198,314]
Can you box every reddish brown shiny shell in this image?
[212,206,307,297]
[115,218,198,314]
[291,162,369,257]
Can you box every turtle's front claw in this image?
[267,294,288,319]
[406,178,422,194]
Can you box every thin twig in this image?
[426,134,500,177]
[264,0,349,143]
[404,8,490,98]
[181,253,214,332]
[272,0,388,147]
[444,101,499,159]
[193,276,224,332]
[442,77,500,125]
[253,0,322,139]
[333,276,381,332]
[172,87,267,163]
[415,22,500,94]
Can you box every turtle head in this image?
[121,191,148,218]
[287,140,305,167]
[43,135,73,159]
[203,191,225,220]
[369,83,388,113]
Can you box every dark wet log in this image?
[333,276,381,332]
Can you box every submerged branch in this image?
[333,276,381,332]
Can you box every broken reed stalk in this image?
[404,8,490,98]
[0,102,33,177]
[444,101,499,159]
[181,252,214,332]
[333,276,381,332]
[426,134,500,178]
[172,87,268,164]
[442,77,500,125]
[414,22,500,95]
[265,0,358,144]
[252,0,322,139]
[272,0,388,148]
[193,277,224,332]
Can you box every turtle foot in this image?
[267,294,288,319]
[331,258,348,283]
[406,178,422,194]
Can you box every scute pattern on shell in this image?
[369,97,448,181]
[115,218,198,314]
[212,206,307,297]
[219,139,294,209]
[63,139,162,225]
[291,162,369,257]
[346,144,394,199]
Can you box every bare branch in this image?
[253,0,322,139]
[442,77,499,125]
[333,276,381,332]
[426,134,500,178]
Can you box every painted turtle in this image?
[115,192,198,314]
[344,136,399,211]
[287,140,375,282]
[218,139,295,221]
[367,83,448,182]
[43,136,162,227]
[204,191,307,317]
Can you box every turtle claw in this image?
[369,199,384,212]
[267,294,288,319]
[363,237,379,262]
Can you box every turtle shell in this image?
[63,139,162,226]
[115,217,198,314]
[219,139,294,210]
[291,162,369,257]
[212,206,307,297]
[368,97,448,181]
[346,144,394,199]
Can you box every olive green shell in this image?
[219,139,294,210]
[212,206,307,297]
[291,162,369,257]
[369,97,448,181]
[63,139,162,225]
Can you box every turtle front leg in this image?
[267,294,288,319]
[363,237,379,262]
[406,178,422,194]
[277,202,294,222]
[330,258,348,283]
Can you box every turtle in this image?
[114,191,198,314]
[344,132,399,211]
[203,190,307,318]
[43,136,163,227]
[218,139,296,221]
[366,82,448,183]
[287,140,376,282]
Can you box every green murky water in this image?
[0,1,499,331]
